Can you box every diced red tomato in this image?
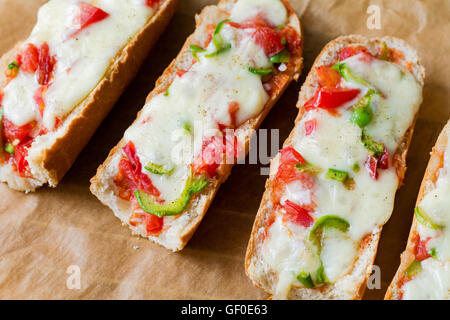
[33,86,47,117]
[271,146,315,206]
[2,118,35,143]
[304,87,360,110]
[0,91,3,105]
[18,43,39,74]
[176,69,188,78]
[337,46,372,61]
[378,148,389,169]
[13,140,32,175]
[414,236,431,261]
[304,119,317,136]
[145,0,161,8]
[70,2,109,37]
[279,146,305,166]
[365,155,378,180]
[114,141,160,201]
[129,199,164,236]
[37,43,56,86]
[365,149,390,180]
[316,65,341,88]
[252,27,284,57]
[192,132,241,177]
[283,200,314,227]
[280,25,302,54]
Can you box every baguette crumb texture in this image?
[245,35,425,300]
[90,0,303,252]
[385,121,449,300]
[0,0,178,192]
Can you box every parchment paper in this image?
[0,0,449,299]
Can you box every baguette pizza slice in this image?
[386,121,450,300]
[0,0,178,192]
[245,35,425,299]
[90,0,303,251]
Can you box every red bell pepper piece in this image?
[283,200,314,227]
[365,155,378,180]
[70,2,109,37]
[304,87,360,110]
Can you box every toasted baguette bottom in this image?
[90,0,303,251]
[385,121,450,300]
[245,35,425,300]
[0,0,178,192]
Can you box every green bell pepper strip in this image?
[315,262,329,284]
[351,163,360,172]
[414,207,444,230]
[5,143,14,154]
[189,45,206,62]
[350,89,376,128]
[182,120,192,134]
[308,215,350,251]
[269,49,291,63]
[296,272,315,288]
[135,170,208,217]
[248,67,273,76]
[428,248,438,260]
[326,168,349,182]
[144,162,174,175]
[332,62,380,94]
[205,43,231,58]
[8,61,19,70]
[295,161,322,175]
[404,260,422,278]
[213,19,230,49]
[361,129,384,156]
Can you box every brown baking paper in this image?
[0,0,449,299]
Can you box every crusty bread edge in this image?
[0,0,179,192]
[90,0,303,252]
[245,35,425,300]
[385,120,450,300]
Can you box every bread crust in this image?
[385,121,449,300]
[245,35,425,300]
[90,0,303,251]
[0,0,179,192]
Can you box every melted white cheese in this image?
[262,53,422,298]
[125,24,272,202]
[2,0,154,129]
[261,216,320,299]
[402,259,450,300]
[402,129,450,299]
[229,0,287,27]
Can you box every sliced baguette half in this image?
[0,0,178,192]
[90,0,303,251]
[245,35,425,300]
[385,121,449,300]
